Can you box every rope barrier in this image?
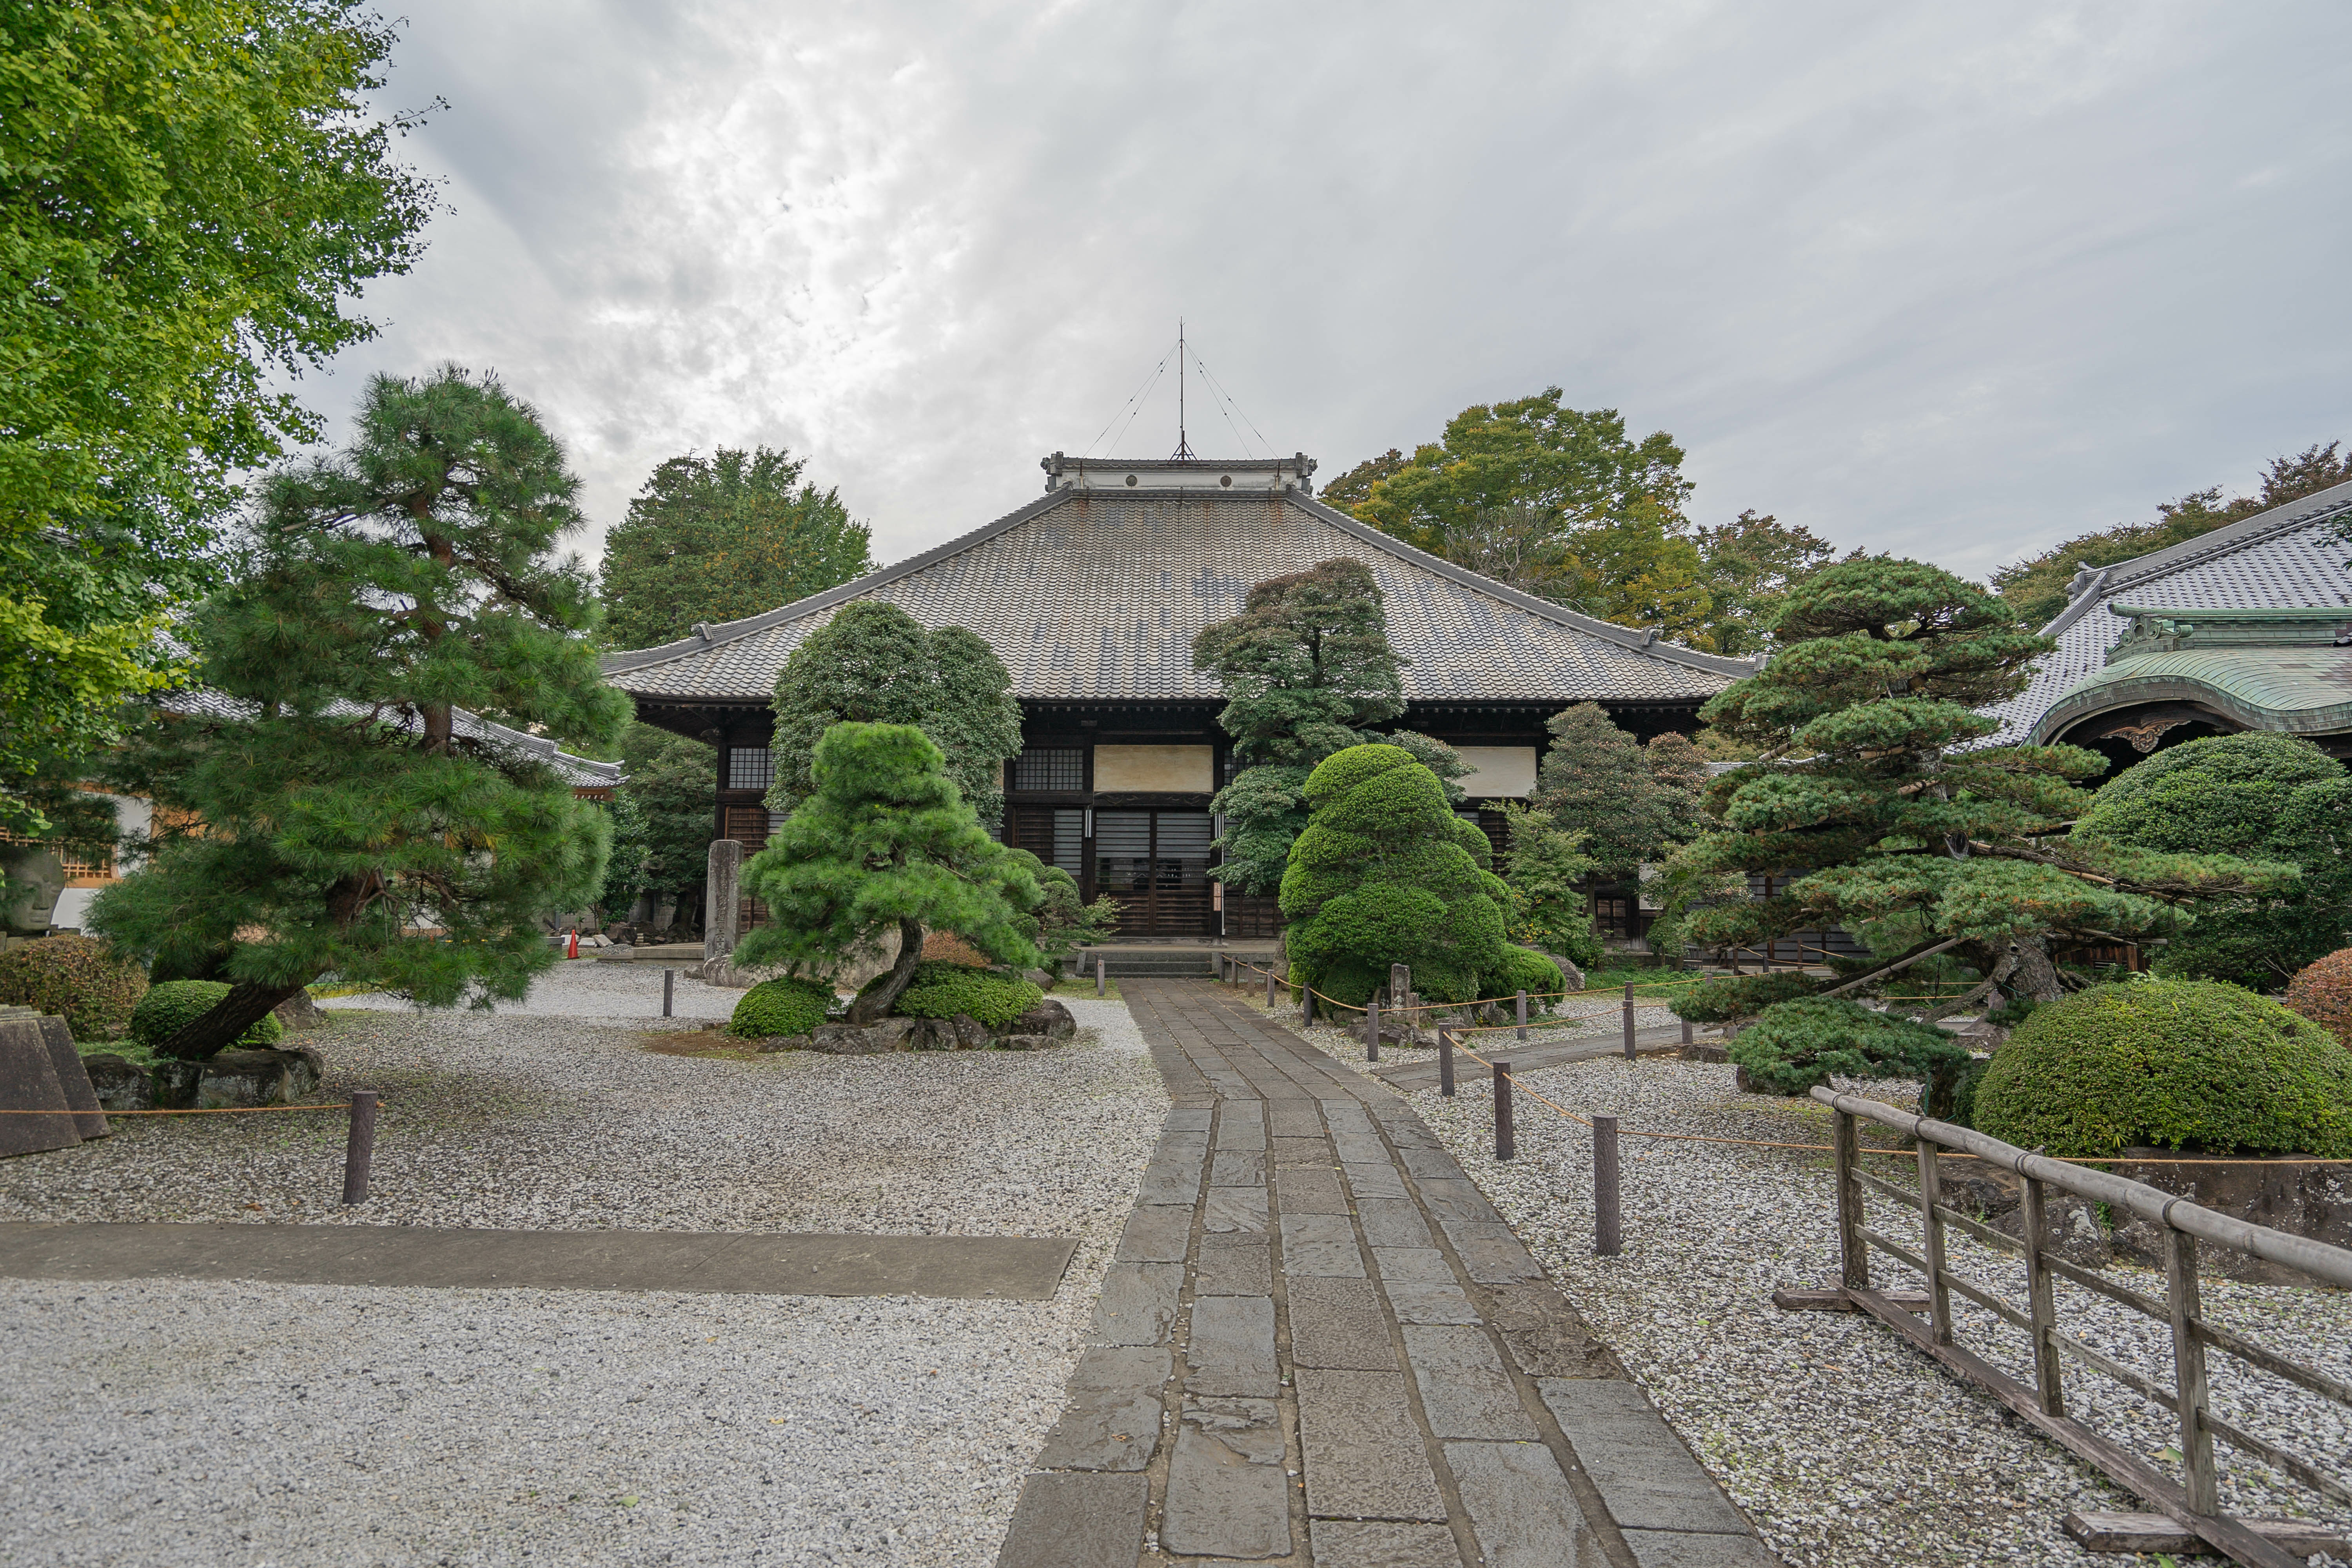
[0,1102,364,1115]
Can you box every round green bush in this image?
[2285,947,2352,1049]
[890,961,1042,1028]
[1728,997,1972,1105]
[728,976,835,1039]
[129,980,284,1051]
[1972,979,2352,1158]
[1487,945,1565,1002]
[0,936,149,1042]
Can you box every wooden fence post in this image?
[1493,1061,1514,1161]
[1365,1001,1380,1063]
[2021,1175,2066,1417]
[1515,989,1527,1042]
[1916,1142,1952,1345]
[1266,967,1276,1009]
[2166,1229,2218,1514]
[341,1090,379,1205]
[1593,1113,1621,1256]
[1833,1108,1867,1292]
[1621,983,1636,1060]
[1438,1027,1455,1097]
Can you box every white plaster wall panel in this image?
[1453,746,1538,799]
[1093,745,1214,793]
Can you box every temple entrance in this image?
[1094,810,1214,937]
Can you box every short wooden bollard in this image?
[1365,1001,1380,1063]
[1266,968,1276,1008]
[1680,1016,1692,1047]
[1096,956,1106,997]
[1621,983,1636,1061]
[1494,1061,1514,1161]
[341,1090,379,1205]
[1438,1027,1456,1097]
[662,967,675,1018]
[1593,1113,1621,1256]
[1303,987,1316,1025]
[1515,989,1528,1042]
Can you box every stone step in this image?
[1091,956,1218,977]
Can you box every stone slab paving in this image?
[998,979,1784,1567]
[0,1221,1075,1298]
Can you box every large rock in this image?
[755,1033,814,1054]
[153,1047,325,1110]
[994,1034,1055,1051]
[0,1013,81,1156]
[1354,1011,1431,1049]
[80,1054,155,1112]
[809,1018,920,1056]
[1007,1000,1076,1041]
[272,991,328,1033]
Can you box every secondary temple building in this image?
[602,452,1754,940]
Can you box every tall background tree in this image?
[1194,559,1406,894]
[1991,440,2352,627]
[0,0,437,870]
[599,729,720,928]
[91,368,628,1058]
[763,602,1022,831]
[599,445,872,651]
[1673,558,2288,1021]
[1322,389,1836,658]
[1534,705,1708,880]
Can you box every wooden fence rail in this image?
[1806,1087,2352,1568]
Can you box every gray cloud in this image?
[298,0,2352,587]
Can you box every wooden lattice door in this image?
[1094,810,1214,937]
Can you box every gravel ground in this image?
[1266,998,2352,1568]
[0,965,1167,1567]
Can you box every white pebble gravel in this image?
[1272,998,2352,1568]
[0,964,1167,1566]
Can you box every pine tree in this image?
[737,723,1040,1022]
[1535,705,1699,879]
[91,368,630,1058]
[1675,557,2291,1017]
[1194,559,1406,894]
[763,603,1022,831]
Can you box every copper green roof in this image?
[2028,604,2352,743]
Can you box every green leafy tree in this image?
[595,730,719,920]
[1497,804,1602,970]
[1674,558,2291,1021]
[1279,744,1514,1007]
[1317,448,1409,513]
[736,723,1040,1023]
[1006,849,1121,980]
[600,446,872,650]
[1,0,437,849]
[89,368,628,1058]
[1993,441,2352,627]
[1535,705,1701,880]
[762,602,1021,831]
[2072,733,2352,989]
[1194,559,1406,895]
[1691,511,1838,657]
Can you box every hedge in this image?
[728,976,835,1040]
[2285,948,2352,1049]
[1972,979,2352,1159]
[130,980,284,1051]
[0,936,148,1042]
[1487,945,1566,1003]
[889,961,1042,1028]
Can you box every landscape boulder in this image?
[1354,1011,1430,1049]
[755,1034,814,1054]
[809,1018,920,1055]
[1006,1000,1076,1041]
[80,1053,155,1112]
[152,1046,325,1109]
[994,1034,1054,1051]
[272,991,328,1033]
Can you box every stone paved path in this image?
[998,980,1781,1568]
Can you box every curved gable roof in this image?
[603,479,1751,708]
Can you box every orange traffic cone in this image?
[567,928,579,959]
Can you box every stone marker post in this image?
[704,838,744,969]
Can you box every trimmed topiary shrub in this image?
[1670,971,1817,1024]
[728,976,835,1039]
[889,961,1042,1029]
[1973,979,2352,1158]
[0,935,148,1042]
[1488,946,1566,1003]
[1280,744,1511,1008]
[131,980,283,1051]
[1727,997,1974,1111]
[2285,948,2352,1049]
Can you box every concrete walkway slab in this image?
[994,979,1782,1568]
[0,1222,1076,1298]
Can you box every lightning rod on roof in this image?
[1172,318,1195,461]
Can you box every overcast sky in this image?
[300,1,2352,588]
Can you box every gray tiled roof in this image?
[158,689,624,789]
[602,482,1752,706]
[1983,477,2352,744]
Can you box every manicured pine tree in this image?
[1280,744,1514,1006]
[737,723,1040,1022]
[92,368,630,1058]
[1194,559,1406,895]
[763,602,1022,832]
[1674,557,2290,1018]
[1534,704,1700,880]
